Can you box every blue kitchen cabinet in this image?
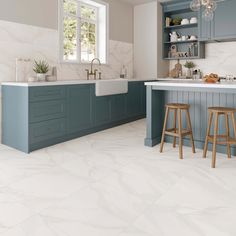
[212,0,236,41]
[67,84,94,134]
[199,0,236,41]
[142,83,147,114]
[127,82,144,117]
[29,100,67,123]
[94,96,111,126]
[29,118,66,144]
[111,94,126,122]
[2,81,148,153]
[29,86,68,150]
[29,86,66,102]
[198,8,211,41]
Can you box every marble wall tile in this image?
[170,41,236,76]
[0,20,133,83]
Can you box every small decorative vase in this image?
[36,73,46,81]
[186,68,193,79]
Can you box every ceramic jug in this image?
[170,31,178,42]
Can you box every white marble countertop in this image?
[1,78,157,87]
[145,79,236,89]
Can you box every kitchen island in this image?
[145,80,236,155]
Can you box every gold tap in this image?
[85,58,102,80]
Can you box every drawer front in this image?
[29,100,66,123]
[29,118,66,144]
[29,86,66,102]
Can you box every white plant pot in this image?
[186,68,193,79]
[36,73,46,81]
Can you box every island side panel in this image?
[2,86,29,153]
[145,85,164,147]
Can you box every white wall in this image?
[0,0,133,43]
[134,2,169,79]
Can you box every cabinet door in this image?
[127,82,143,117]
[29,118,66,144]
[94,96,111,126]
[198,9,211,41]
[111,94,126,122]
[141,83,146,115]
[67,85,94,133]
[29,100,66,123]
[212,0,236,40]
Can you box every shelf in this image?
[164,56,200,60]
[164,40,198,44]
[164,23,198,30]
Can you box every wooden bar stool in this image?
[203,107,236,168]
[160,103,196,159]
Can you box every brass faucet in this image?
[85,58,102,80]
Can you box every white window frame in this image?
[59,0,109,64]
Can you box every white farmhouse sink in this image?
[95,79,128,96]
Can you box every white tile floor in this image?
[0,119,236,236]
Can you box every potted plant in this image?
[184,61,195,78]
[33,60,49,81]
[172,17,182,26]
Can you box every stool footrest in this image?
[165,129,192,137]
[207,135,236,145]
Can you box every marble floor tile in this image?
[0,119,236,236]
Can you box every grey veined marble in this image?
[0,119,236,236]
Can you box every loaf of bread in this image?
[203,73,219,83]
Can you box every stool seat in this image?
[160,103,195,159]
[166,103,190,109]
[203,106,236,168]
[208,107,236,113]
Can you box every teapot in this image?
[170,31,179,42]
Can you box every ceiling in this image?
[121,0,170,5]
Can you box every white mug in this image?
[190,17,197,24]
[190,35,197,40]
[181,19,189,25]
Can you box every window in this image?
[60,0,108,63]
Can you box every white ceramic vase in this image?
[36,73,46,81]
[186,68,193,78]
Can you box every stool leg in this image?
[160,107,169,153]
[178,108,183,159]
[203,111,213,158]
[231,111,236,149]
[212,113,219,168]
[186,109,196,154]
[173,109,177,148]
[225,113,231,159]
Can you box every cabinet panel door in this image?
[29,118,66,144]
[29,86,66,102]
[29,100,66,123]
[67,85,94,133]
[212,0,236,40]
[111,94,126,122]
[127,82,143,117]
[141,83,146,115]
[198,9,211,41]
[94,96,111,126]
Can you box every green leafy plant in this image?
[33,60,49,74]
[172,17,182,25]
[184,61,196,69]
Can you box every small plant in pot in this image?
[184,61,195,78]
[172,17,182,26]
[33,60,49,81]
